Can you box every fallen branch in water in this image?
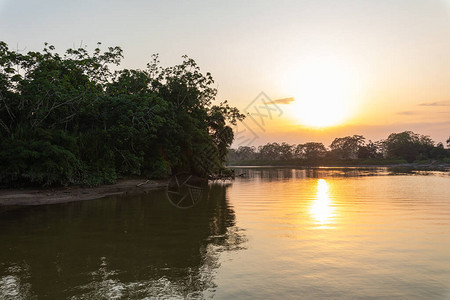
[136,180,150,187]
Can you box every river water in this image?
[1,168,450,299]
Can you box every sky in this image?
[1,0,449,147]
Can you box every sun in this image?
[285,56,359,128]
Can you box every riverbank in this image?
[0,179,167,207]
[2,162,450,207]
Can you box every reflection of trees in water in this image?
[0,183,245,299]
[0,262,32,299]
[235,167,390,180]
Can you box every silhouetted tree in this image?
[330,135,365,159]
[258,143,281,160]
[295,142,327,160]
[279,142,294,160]
[357,140,382,159]
[430,143,447,160]
[235,146,257,160]
[227,133,450,164]
[383,131,435,162]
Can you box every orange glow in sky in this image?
[1,0,449,144]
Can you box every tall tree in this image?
[383,131,435,162]
[357,140,382,159]
[235,146,256,160]
[279,142,294,160]
[258,143,281,160]
[295,142,327,160]
[330,135,365,159]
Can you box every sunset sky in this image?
[1,0,449,146]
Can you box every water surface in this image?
[1,168,450,299]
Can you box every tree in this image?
[235,146,256,160]
[258,143,281,160]
[279,142,294,160]
[295,142,327,160]
[207,101,245,166]
[430,143,447,160]
[330,135,365,159]
[0,41,244,186]
[357,140,382,159]
[146,54,244,175]
[383,131,435,162]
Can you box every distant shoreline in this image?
[228,164,450,169]
[227,160,450,169]
[0,179,167,208]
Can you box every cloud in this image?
[396,111,417,115]
[419,101,450,106]
[265,97,295,105]
[395,110,450,116]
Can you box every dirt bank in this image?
[0,179,167,207]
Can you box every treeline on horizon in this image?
[0,41,244,187]
[228,133,450,165]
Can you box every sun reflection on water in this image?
[310,179,335,228]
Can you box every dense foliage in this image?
[229,132,450,164]
[0,42,244,187]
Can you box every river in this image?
[1,167,450,299]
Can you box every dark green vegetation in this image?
[228,132,450,166]
[0,42,244,187]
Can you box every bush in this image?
[0,133,83,186]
